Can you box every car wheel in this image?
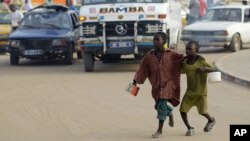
[76,51,82,59]
[84,52,94,72]
[10,53,19,65]
[65,44,73,65]
[230,34,241,52]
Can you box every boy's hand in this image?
[132,79,137,85]
[181,56,188,62]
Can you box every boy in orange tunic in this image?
[133,32,183,138]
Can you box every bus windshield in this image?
[82,0,167,5]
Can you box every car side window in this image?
[228,10,241,22]
[244,9,250,22]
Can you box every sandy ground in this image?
[0,47,249,141]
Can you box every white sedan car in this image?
[181,5,250,52]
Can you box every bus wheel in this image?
[84,52,94,72]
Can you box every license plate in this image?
[110,41,134,48]
[23,50,43,55]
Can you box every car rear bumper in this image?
[181,37,231,47]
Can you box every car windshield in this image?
[202,8,242,22]
[20,13,71,29]
[82,0,167,5]
[0,13,10,24]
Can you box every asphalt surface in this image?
[0,48,249,141]
[215,49,250,88]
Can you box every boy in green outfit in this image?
[180,41,216,136]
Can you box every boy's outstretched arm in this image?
[197,67,216,73]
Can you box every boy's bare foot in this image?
[169,112,174,127]
[152,131,162,138]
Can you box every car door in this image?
[242,8,250,44]
[70,13,80,50]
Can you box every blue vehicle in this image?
[7,4,82,65]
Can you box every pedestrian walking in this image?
[187,0,200,25]
[199,0,208,19]
[132,32,183,138]
[179,41,216,136]
[9,4,23,31]
[22,0,32,11]
[66,0,76,10]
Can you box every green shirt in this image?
[181,56,212,96]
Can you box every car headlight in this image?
[52,39,66,46]
[213,31,228,36]
[79,16,87,21]
[10,40,20,48]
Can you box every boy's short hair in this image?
[187,40,200,52]
[155,32,168,44]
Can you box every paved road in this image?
[0,44,249,141]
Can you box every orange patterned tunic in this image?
[134,49,183,107]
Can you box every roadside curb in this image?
[215,54,250,88]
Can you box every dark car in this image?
[6,4,82,65]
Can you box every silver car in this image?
[181,5,250,52]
